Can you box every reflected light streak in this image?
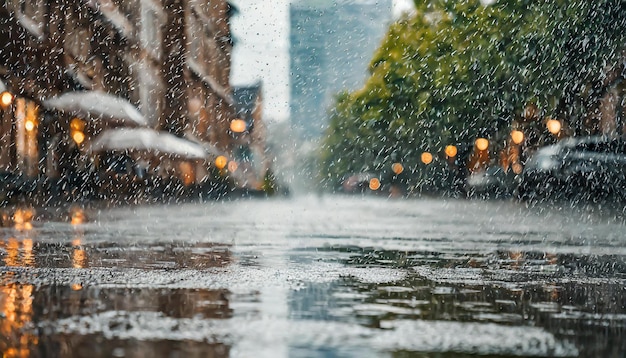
[3,238,35,268]
[4,239,20,267]
[71,208,86,225]
[13,209,34,231]
[72,238,87,269]
[0,282,37,357]
[21,239,34,267]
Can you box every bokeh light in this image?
[215,155,227,169]
[391,162,404,175]
[421,152,433,165]
[72,131,85,145]
[510,130,524,144]
[230,119,246,133]
[24,119,35,132]
[227,160,238,172]
[444,145,457,158]
[1,91,13,107]
[546,119,561,134]
[369,177,381,190]
[475,138,489,151]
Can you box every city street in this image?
[1,195,625,357]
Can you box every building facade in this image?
[231,83,268,188]
[289,0,392,139]
[0,0,256,202]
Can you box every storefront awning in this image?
[183,131,226,158]
[42,91,148,127]
[90,128,208,160]
[85,0,135,40]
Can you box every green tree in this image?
[321,0,626,191]
[522,0,626,130]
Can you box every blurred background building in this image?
[289,0,392,139]
[0,0,270,203]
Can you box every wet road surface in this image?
[1,196,625,357]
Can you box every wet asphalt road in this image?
[1,195,625,357]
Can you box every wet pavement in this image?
[1,195,625,357]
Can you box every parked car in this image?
[340,172,380,193]
[466,166,518,199]
[516,136,626,202]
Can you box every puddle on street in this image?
[0,197,624,357]
[0,281,233,357]
[0,238,232,270]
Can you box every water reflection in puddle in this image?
[0,239,231,270]
[0,282,234,357]
[315,247,625,357]
[0,198,625,357]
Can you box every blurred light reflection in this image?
[0,282,36,357]
[13,208,34,231]
[2,238,35,268]
[71,238,87,269]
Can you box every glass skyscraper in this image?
[289,0,392,139]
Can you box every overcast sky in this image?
[229,0,415,122]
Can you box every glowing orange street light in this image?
[510,130,524,145]
[24,119,35,132]
[369,177,381,191]
[444,145,457,158]
[546,118,561,135]
[230,119,246,133]
[70,117,86,131]
[391,162,404,175]
[0,91,13,108]
[475,138,489,151]
[421,152,433,165]
[215,155,228,169]
[72,131,85,145]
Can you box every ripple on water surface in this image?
[0,197,625,357]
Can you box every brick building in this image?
[0,0,259,202]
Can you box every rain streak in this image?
[0,1,626,357]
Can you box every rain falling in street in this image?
[1,196,625,357]
[2,0,626,356]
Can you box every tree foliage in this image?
[320,0,626,190]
